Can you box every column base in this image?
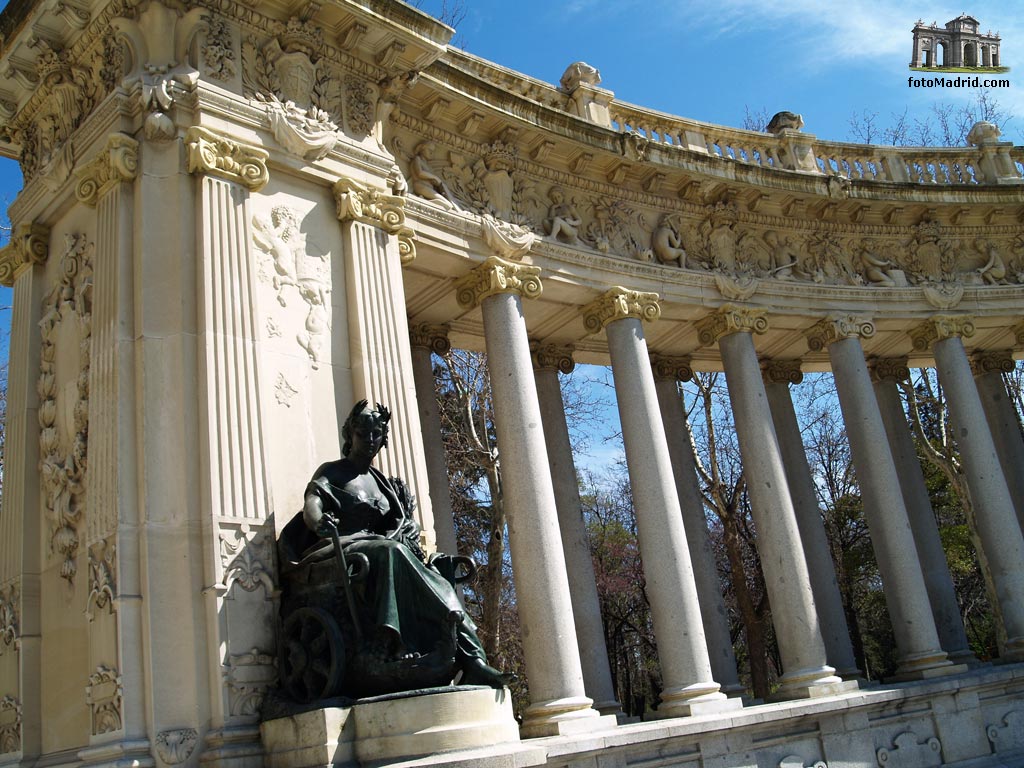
[520,695,617,739]
[773,664,843,698]
[889,650,964,681]
[770,679,860,702]
[998,636,1024,663]
[655,694,743,719]
[592,698,625,717]
[947,647,985,668]
[721,682,748,697]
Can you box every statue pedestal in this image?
[262,687,520,768]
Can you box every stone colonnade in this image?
[416,263,1024,714]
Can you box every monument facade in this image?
[911,15,1002,68]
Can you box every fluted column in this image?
[650,355,744,696]
[532,343,621,715]
[971,348,1024,533]
[583,289,740,718]
[912,317,1024,660]
[408,324,458,554]
[870,357,978,666]
[695,307,845,699]
[807,317,956,679]
[761,360,860,679]
[454,258,609,737]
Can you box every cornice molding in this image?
[581,287,661,335]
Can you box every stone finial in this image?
[185,127,269,191]
[970,350,1015,377]
[966,121,1001,146]
[694,305,768,346]
[75,134,139,207]
[580,287,661,335]
[650,354,693,383]
[910,315,976,351]
[408,323,451,355]
[869,357,911,384]
[805,316,876,352]
[0,222,50,287]
[454,256,542,309]
[767,111,804,134]
[761,359,803,385]
[559,61,601,93]
[531,342,575,374]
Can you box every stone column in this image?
[454,257,610,737]
[869,357,977,666]
[695,307,845,699]
[971,348,1024,532]
[761,360,861,679]
[583,289,741,718]
[912,317,1024,660]
[532,343,621,715]
[650,355,744,696]
[806,317,957,679]
[335,177,436,547]
[408,324,458,554]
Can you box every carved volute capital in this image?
[408,322,451,355]
[0,222,50,287]
[581,287,661,335]
[1013,321,1024,347]
[650,354,693,382]
[454,256,543,309]
[910,315,976,351]
[75,134,139,207]
[185,127,270,191]
[761,359,803,385]
[531,342,575,374]
[805,315,876,352]
[334,177,416,264]
[970,350,1015,377]
[869,357,911,384]
[694,305,768,346]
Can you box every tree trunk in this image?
[479,464,505,658]
[721,512,770,698]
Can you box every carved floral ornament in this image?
[581,287,661,335]
[86,538,117,620]
[219,525,275,597]
[185,126,269,192]
[0,583,19,653]
[805,315,876,352]
[650,354,694,383]
[86,665,122,736]
[74,133,139,207]
[156,728,199,765]
[454,256,543,309]
[531,343,575,374]
[333,176,417,264]
[694,306,769,346]
[909,315,977,351]
[761,359,804,385]
[0,695,20,755]
[0,223,49,287]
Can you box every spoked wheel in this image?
[281,607,346,703]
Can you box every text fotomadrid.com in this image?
[908,76,1011,88]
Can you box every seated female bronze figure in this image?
[277,400,510,702]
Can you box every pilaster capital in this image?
[761,359,803,385]
[1013,321,1024,346]
[650,353,693,382]
[75,133,139,207]
[334,176,417,264]
[531,342,575,374]
[408,322,451,355]
[581,287,661,335]
[805,315,875,351]
[0,222,50,286]
[694,305,768,346]
[185,126,270,191]
[910,315,976,351]
[454,256,543,309]
[869,357,911,384]
[970,349,1015,377]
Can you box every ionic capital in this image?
[334,176,417,264]
[970,349,1015,377]
[531,342,575,374]
[761,359,803,385]
[694,305,768,346]
[650,353,693,382]
[805,315,875,352]
[910,315,976,351]
[869,357,911,384]
[454,256,543,309]
[581,287,661,335]
[408,322,451,355]
[0,222,50,287]
[185,126,269,191]
[75,133,139,207]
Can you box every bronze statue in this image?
[277,400,511,702]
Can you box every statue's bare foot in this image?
[461,658,516,689]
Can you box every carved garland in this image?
[39,234,93,584]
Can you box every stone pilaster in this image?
[807,317,957,679]
[583,290,740,717]
[869,358,978,667]
[335,175,434,548]
[912,318,1024,660]
[651,354,744,696]
[761,359,860,678]
[531,343,621,715]
[701,308,845,699]
[970,350,1024,534]
[455,259,608,737]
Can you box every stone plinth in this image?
[261,687,520,768]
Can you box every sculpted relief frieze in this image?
[0,583,18,654]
